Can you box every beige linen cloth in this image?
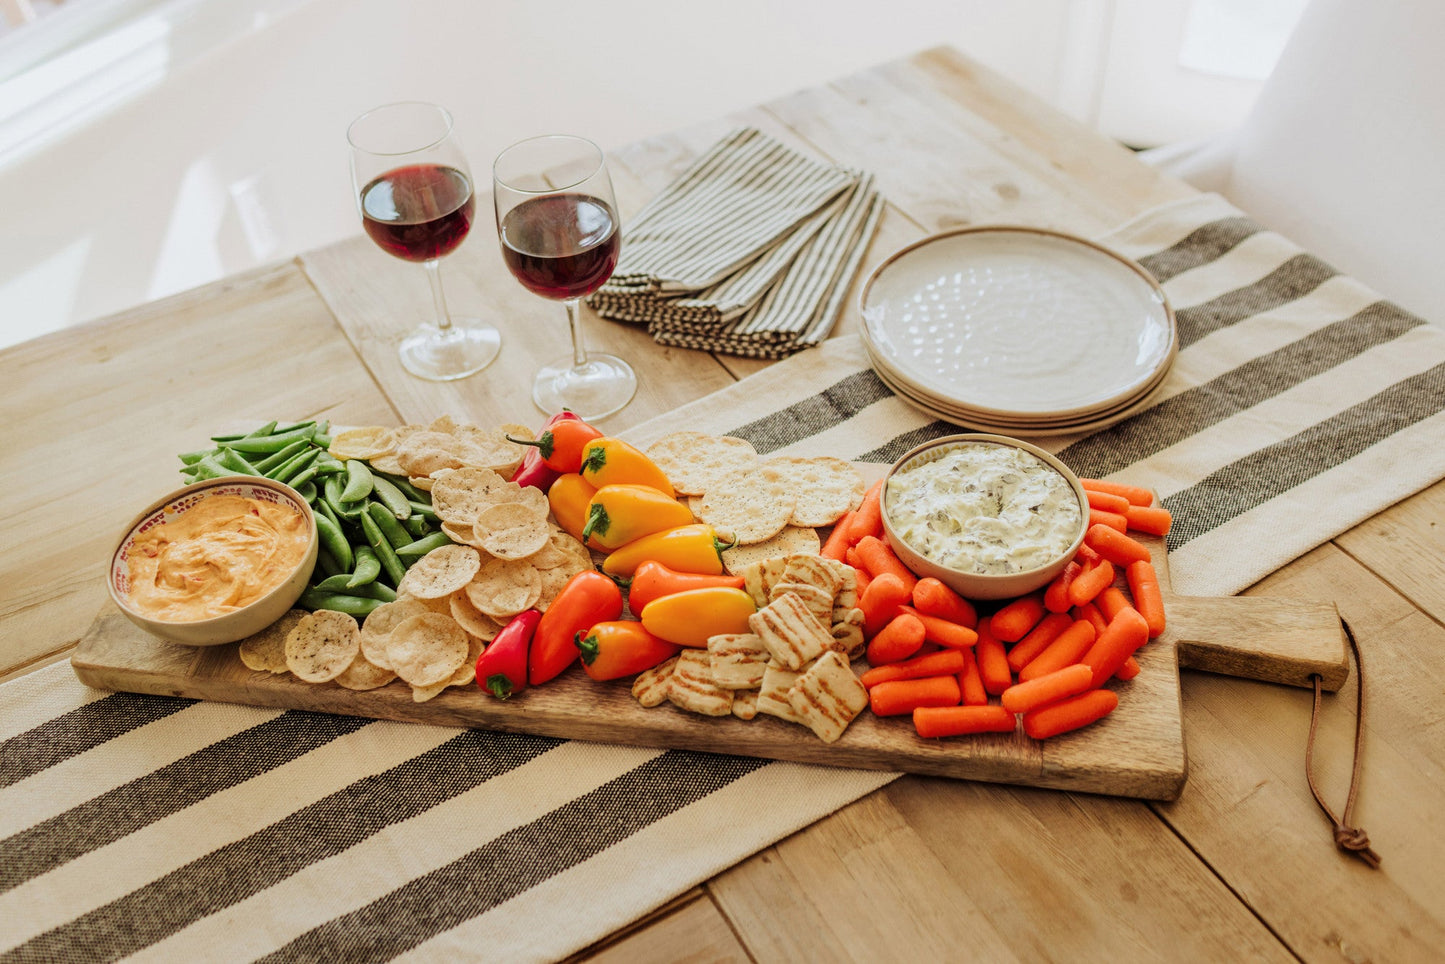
[4,193,1443,961]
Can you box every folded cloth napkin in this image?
[591,128,883,358]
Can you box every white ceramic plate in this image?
[859,226,1175,418]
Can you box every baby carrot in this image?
[1018,618,1097,681]
[1125,503,1173,536]
[867,612,927,665]
[1074,601,1109,638]
[860,572,912,637]
[1075,542,1100,565]
[914,704,1016,738]
[854,536,918,593]
[975,624,1013,695]
[989,591,1045,643]
[845,545,869,576]
[821,510,855,561]
[1079,478,1153,507]
[1066,557,1115,608]
[1088,507,1129,533]
[1044,561,1081,613]
[1081,606,1150,687]
[1126,560,1167,637]
[1094,586,1133,623]
[1022,688,1119,739]
[860,648,967,688]
[1116,655,1142,680]
[957,649,988,705]
[911,577,977,628]
[844,480,884,545]
[1085,489,1132,515]
[869,674,961,716]
[1002,663,1095,714]
[899,606,979,650]
[853,566,871,597]
[1084,523,1151,567]
[1005,612,1072,673]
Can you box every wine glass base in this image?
[533,353,638,420]
[399,322,502,381]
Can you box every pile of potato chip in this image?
[328,414,535,486]
[644,431,865,571]
[631,552,872,743]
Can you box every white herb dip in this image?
[885,442,1082,576]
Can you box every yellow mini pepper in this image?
[639,587,757,648]
[579,438,675,498]
[581,484,694,551]
[600,523,736,577]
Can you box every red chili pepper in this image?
[625,560,747,613]
[528,571,624,685]
[575,621,681,681]
[475,609,541,700]
[509,411,581,490]
[507,413,603,475]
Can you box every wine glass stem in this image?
[564,298,588,369]
[425,260,453,333]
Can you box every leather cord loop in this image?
[1305,619,1380,869]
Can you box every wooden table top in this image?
[4,45,1442,961]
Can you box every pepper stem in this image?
[504,432,555,458]
[581,504,609,542]
[575,631,599,665]
[485,674,515,700]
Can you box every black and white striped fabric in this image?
[5,192,1442,961]
[591,129,883,359]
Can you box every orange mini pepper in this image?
[581,484,694,551]
[575,621,681,680]
[547,473,600,548]
[639,586,756,648]
[579,438,675,497]
[625,560,746,613]
[600,523,734,577]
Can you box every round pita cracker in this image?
[285,610,361,683]
[238,609,306,674]
[449,591,504,640]
[329,426,395,461]
[768,456,867,527]
[385,613,469,686]
[359,599,434,669]
[430,467,511,525]
[645,432,759,496]
[398,544,482,599]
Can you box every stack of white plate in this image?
[858,226,1176,436]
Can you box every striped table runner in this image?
[5,192,1443,962]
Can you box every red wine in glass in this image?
[361,163,475,262]
[499,193,619,299]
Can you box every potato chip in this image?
[465,556,542,618]
[334,651,397,691]
[768,456,867,527]
[396,431,475,477]
[699,464,796,545]
[398,544,482,599]
[448,590,503,640]
[721,526,822,575]
[238,610,305,674]
[358,599,434,669]
[329,426,395,461]
[385,612,468,686]
[285,610,361,683]
[474,502,549,559]
[411,633,484,702]
[430,467,511,525]
[645,432,759,497]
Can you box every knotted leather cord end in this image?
[1305,618,1381,869]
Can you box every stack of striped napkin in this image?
[590,128,883,359]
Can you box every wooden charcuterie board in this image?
[70,467,1348,801]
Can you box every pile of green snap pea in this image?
[178,419,454,618]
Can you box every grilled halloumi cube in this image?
[667,650,734,716]
[787,650,869,743]
[731,688,760,720]
[769,581,834,625]
[749,592,833,671]
[781,555,844,598]
[756,660,809,724]
[631,655,680,708]
[707,632,770,690]
[830,607,866,661]
[742,556,790,608]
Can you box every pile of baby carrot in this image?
[823,476,1172,741]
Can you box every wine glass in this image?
[348,102,501,380]
[493,135,636,419]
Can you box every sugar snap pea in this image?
[346,544,381,588]
[316,547,342,578]
[225,424,317,454]
[272,449,320,485]
[178,450,214,466]
[299,588,383,617]
[323,475,364,520]
[340,458,375,503]
[379,473,429,503]
[369,475,412,520]
[313,434,332,448]
[295,480,317,504]
[406,500,438,520]
[313,573,395,600]
[367,500,412,550]
[360,510,407,586]
[395,531,454,559]
[314,512,353,572]
[272,420,315,434]
[217,447,262,476]
[313,456,346,476]
[252,439,310,475]
[403,514,429,539]
[191,454,231,481]
[288,464,319,491]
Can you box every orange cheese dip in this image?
[125,495,309,622]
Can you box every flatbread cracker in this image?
[645,432,759,497]
[768,456,866,527]
[722,527,821,575]
[698,464,796,545]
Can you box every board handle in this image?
[1165,594,1349,691]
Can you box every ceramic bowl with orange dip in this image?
[108,476,318,646]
